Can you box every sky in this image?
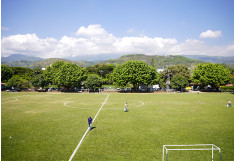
[1,0,234,59]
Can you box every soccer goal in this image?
[162,144,221,161]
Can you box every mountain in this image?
[1,54,43,63]
[1,54,233,69]
[100,54,205,68]
[33,58,95,68]
[2,57,96,69]
[182,55,234,65]
[64,53,122,62]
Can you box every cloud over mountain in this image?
[1,25,233,58]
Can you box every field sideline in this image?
[1,92,234,161]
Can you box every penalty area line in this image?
[68,94,110,161]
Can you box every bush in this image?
[220,86,234,92]
[5,76,29,90]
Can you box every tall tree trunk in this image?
[133,83,138,91]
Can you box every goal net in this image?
[162,144,221,161]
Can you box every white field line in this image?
[2,97,18,104]
[103,101,144,110]
[64,99,106,109]
[68,94,110,161]
[64,101,89,109]
[133,101,144,108]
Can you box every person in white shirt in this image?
[124,102,128,112]
[227,100,232,107]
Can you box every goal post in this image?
[162,144,221,161]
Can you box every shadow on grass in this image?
[91,127,96,130]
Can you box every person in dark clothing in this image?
[88,116,93,130]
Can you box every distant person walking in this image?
[88,116,93,130]
[227,100,232,107]
[124,102,128,112]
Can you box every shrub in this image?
[220,86,234,92]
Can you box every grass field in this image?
[1,92,234,161]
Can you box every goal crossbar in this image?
[162,144,221,161]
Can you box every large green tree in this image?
[84,74,102,90]
[112,60,160,91]
[192,63,231,89]
[221,63,234,85]
[31,74,47,88]
[160,64,191,82]
[170,75,189,91]
[86,64,114,84]
[11,67,34,81]
[1,65,13,83]
[43,61,65,86]
[5,76,29,90]
[44,61,87,89]
[59,62,87,89]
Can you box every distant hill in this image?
[1,54,43,63]
[100,54,205,68]
[64,53,122,62]
[1,54,234,69]
[3,61,39,69]
[182,55,234,65]
[32,58,73,68]
[2,57,96,69]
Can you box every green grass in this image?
[1,92,234,161]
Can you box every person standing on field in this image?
[227,100,232,107]
[124,102,128,112]
[88,116,93,130]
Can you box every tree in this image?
[192,63,231,89]
[86,64,114,84]
[32,68,43,76]
[1,65,13,83]
[170,75,189,91]
[11,67,34,81]
[58,62,87,89]
[84,74,102,90]
[5,76,29,90]
[160,64,191,82]
[43,66,54,85]
[112,60,160,91]
[44,61,87,89]
[151,58,155,67]
[221,63,234,85]
[31,74,47,88]
[44,61,65,86]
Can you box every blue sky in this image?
[1,0,234,58]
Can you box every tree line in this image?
[1,60,233,92]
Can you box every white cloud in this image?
[1,34,58,58]
[199,30,222,38]
[1,25,234,58]
[114,36,178,54]
[76,24,108,38]
[170,39,233,56]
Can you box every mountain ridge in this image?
[100,54,205,68]
[1,54,43,63]
[182,55,234,65]
[1,54,234,69]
